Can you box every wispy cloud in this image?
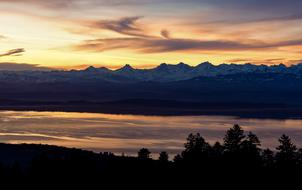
[0,0,77,9]
[227,58,284,65]
[69,10,302,55]
[160,29,170,39]
[73,37,302,54]
[0,35,6,39]
[205,14,302,25]
[0,62,51,71]
[256,14,302,23]
[0,48,25,57]
[227,58,302,66]
[83,16,150,37]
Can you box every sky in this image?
[0,0,302,70]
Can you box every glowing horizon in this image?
[0,0,302,70]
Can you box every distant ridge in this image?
[85,62,295,72]
[77,62,302,82]
[0,61,302,113]
[83,62,301,74]
[0,62,301,83]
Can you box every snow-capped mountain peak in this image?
[1,62,302,83]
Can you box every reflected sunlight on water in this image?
[1,111,302,156]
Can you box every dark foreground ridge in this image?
[0,125,301,187]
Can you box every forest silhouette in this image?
[0,124,301,187]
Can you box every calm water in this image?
[0,111,302,156]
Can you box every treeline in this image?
[0,124,301,187]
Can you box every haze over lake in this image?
[0,111,302,156]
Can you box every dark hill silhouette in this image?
[0,125,301,187]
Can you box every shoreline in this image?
[0,104,302,119]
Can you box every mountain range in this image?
[1,61,302,118]
[0,62,302,83]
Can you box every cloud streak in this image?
[68,11,302,55]
[73,37,302,54]
[0,0,78,9]
[0,62,51,71]
[160,30,170,39]
[227,58,302,66]
[0,35,6,39]
[84,16,150,37]
[0,48,25,57]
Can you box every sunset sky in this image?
[0,0,302,70]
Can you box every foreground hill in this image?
[0,125,301,187]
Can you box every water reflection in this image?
[0,111,302,156]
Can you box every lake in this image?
[0,111,302,157]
